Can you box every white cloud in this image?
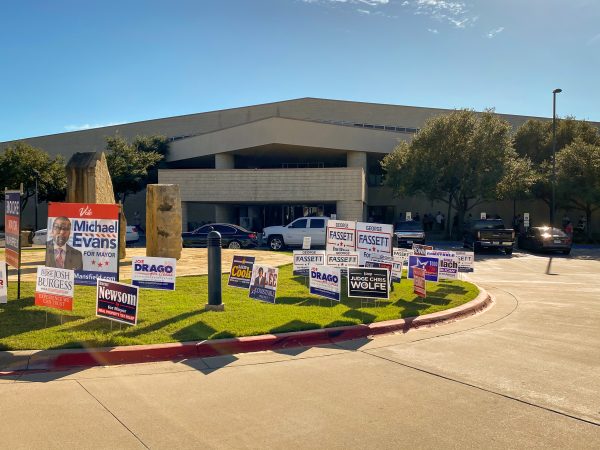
[401,0,478,29]
[486,26,504,38]
[64,122,122,132]
[428,28,439,34]
[357,8,371,14]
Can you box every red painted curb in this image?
[3,288,492,374]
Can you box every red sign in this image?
[413,267,426,298]
[4,191,21,268]
[34,292,73,311]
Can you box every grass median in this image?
[0,263,479,351]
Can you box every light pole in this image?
[551,88,562,228]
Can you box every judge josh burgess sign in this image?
[35,266,75,311]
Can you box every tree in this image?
[382,109,515,237]
[105,136,166,203]
[0,142,67,209]
[514,117,600,214]
[556,139,600,239]
[496,156,538,217]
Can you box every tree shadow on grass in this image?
[342,309,376,324]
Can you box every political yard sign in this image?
[407,255,440,282]
[347,267,390,300]
[34,266,75,311]
[426,250,459,280]
[326,252,359,268]
[4,190,21,268]
[309,265,341,301]
[326,220,356,252]
[0,263,7,304]
[455,251,475,272]
[413,267,427,298]
[132,256,176,290]
[356,222,393,265]
[96,279,139,326]
[47,203,120,286]
[249,264,279,303]
[227,255,255,289]
[293,250,325,276]
[412,243,433,256]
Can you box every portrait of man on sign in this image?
[45,216,83,270]
[253,266,267,287]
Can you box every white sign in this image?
[0,262,7,304]
[524,212,530,228]
[35,266,75,311]
[132,256,177,290]
[293,250,326,275]
[356,222,393,265]
[480,212,487,220]
[391,258,405,282]
[405,211,412,221]
[394,248,413,263]
[412,243,433,256]
[326,252,359,268]
[309,265,341,301]
[326,220,356,252]
[302,236,312,250]
[455,251,474,272]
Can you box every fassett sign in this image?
[326,220,356,252]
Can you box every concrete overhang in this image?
[167,117,407,162]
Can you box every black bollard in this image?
[206,230,225,311]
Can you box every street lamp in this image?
[551,88,562,228]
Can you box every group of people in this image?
[406,211,446,231]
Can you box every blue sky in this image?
[1,0,598,141]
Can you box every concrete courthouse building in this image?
[2,98,596,231]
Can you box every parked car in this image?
[32,229,48,245]
[463,219,515,255]
[518,226,572,255]
[394,220,426,248]
[263,217,328,250]
[182,223,258,249]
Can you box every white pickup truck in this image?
[263,217,329,250]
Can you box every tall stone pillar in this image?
[215,153,234,169]
[146,184,183,259]
[346,151,367,171]
[66,152,126,259]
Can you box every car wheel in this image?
[268,235,284,251]
[228,240,241,250]
[504,247,513,255]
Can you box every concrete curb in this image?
[0,288,492,375]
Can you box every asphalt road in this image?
[1,248,599,448]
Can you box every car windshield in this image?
[395,221,423,231]
[472,219,506,230]
[535,227,567,237]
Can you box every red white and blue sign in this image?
[96,279,139,326]
[132,256,176,290]
[407,255,440,282]
[47,203,120,286]
[4,190,21,269]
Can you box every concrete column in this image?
[215,153,235,169]
[336,200,365,222]
[346,151,367,171]
[215,204,235,223]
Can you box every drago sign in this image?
[132,256,176,290]
[310,265,341,301]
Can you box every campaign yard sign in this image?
[455,251,475,273]
[249,264,278,303]
[293,250,325,276]
[302,236,312,250]
[413,267,426,298]
[347,267,390,300]
[407,255,440,282]
[426,250,459,280]
[412,243,433,256]
[356,222,393,265]
[0,263,7,304]
[326,220,356,252]
[4,190,21,269]
[326,252,359,268]
[391,258,405,283]
[34,266,75,311]
[309,265,341,301]
[227,255,255,289]
[47,203,120,286]
[96,279,139,326]
[132,256,176,290]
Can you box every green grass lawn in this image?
[0,264,479,351]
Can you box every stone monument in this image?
[65,152,126,259]
[146,184,182,260]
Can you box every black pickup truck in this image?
[463,219,515,255]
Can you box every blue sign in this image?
[407,255,439,282]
